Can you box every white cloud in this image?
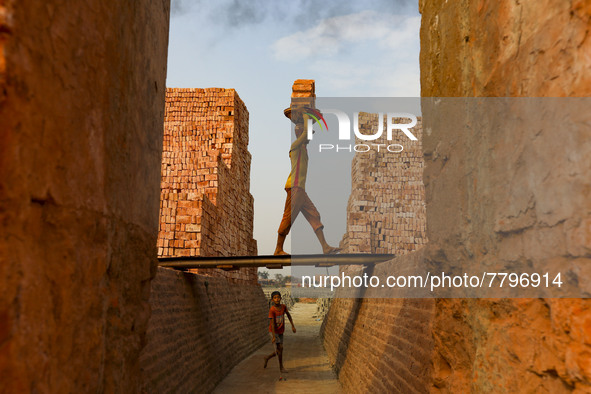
[271,11,420,96]
[307,59,419,96]
[272,11,419,62]
[381,16,421,51]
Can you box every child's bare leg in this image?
[274,233,289,256]
[277,343,288,372]
[264,349,276,368]
[315,228,340,254]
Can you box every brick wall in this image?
[321,113,431,392]
[419,0,590,97]
[139,267,268,393]
[323,1,591,393]
[340,114,427,254]
[158,88,257,283]
[322,297,434,393]
[142,88,265,391]
[0,1,170,391]
[419,1,591,391]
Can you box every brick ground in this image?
[214,303,342,394]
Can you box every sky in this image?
[166,0,421,275]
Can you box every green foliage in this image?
[257,270,269,280]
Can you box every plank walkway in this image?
[213,303,342,393]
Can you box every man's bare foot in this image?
[264,356,269,369]
[274,250,290,256]
[323,246,341,255]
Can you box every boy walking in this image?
[264,291,296,373]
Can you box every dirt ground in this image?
[213,303,342,393]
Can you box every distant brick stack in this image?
[158,88,257,283]
[340,113,427,255]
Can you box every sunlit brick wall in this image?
[0,1,170,391]
[340,114,427,255]
[158,88,257,283]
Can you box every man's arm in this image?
[289,114,311,151]
[285,309,296,333]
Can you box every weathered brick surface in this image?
[322,297,434,393]
[419,0,591,97]
[323,2,590,392]
[321,113,431,392]
[0,1,170,392]
[158,88,258,283]
[420,1,591,392]
[139,267,268,393]
[340,114,427,254]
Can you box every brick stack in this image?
[292,79,314,97]
[158,88,257,283]
[340,113,427,255]
[290,78,316,107]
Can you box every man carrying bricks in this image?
[274,82,340,256]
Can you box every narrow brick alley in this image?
[214,303,342,393]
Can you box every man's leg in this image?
[315,227,341,254]
[275,188,303,255]
[274,233,288,256]
[299,190,341,254]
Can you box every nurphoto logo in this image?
[307,110,418,153]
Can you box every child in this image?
[264,291,296,373]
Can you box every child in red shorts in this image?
[264,291,296,373]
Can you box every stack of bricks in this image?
[290,79,316,112]
[158,88,258,283]
[291,79,315,99]
[340,113,427,255]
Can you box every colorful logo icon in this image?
[304,107,328,131]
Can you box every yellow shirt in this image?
[284,117,310,189]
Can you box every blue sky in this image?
[166,0,421,273]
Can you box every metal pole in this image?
[158,253,396,270]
